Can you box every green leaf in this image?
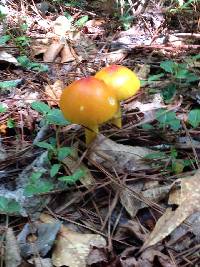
[141,123,154,130]
[64,12,74,22]
[0,103,7,113]
[35,141,55,151]
[28,62,49,72]
[30,171,44,182]
[7,118,15,128]
[17,55,30,67]
[0,196,21,214]
[156,109,176,124]
[169,119,181,131]
[17,56,48,72]
[0,80,21,89]
[156,109,181,131]
[185,73,199,83]
[188,109,200,128]
[161,84,176,103]
[50,164,61,177]
[15,36,30,46]
[160,60,177,74]
[148,73,164,82]
[46,109,70,125]
[75,15,88,27]
[144,152,167,160]
[24,180,54,196]
[31,101,51,114]
[58,168,85,184]
[175,68,189,79]
[0,35,11,45]
[172,161,184,174]
[57,147,72,161]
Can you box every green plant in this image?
[145,148,193,174]
[17,56,49,72]
[24,137,85,196]
[31,101,69,126]
[155,108,181,131]
[188,109,200,128]
[26,101,85,196]
[146,58,199,103]
[169,0,197,13]
[0,196,21,214]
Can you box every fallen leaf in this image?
[0,51,19,66]
[40,214,107,267]
[53,16,71,36]
[89,134,154,173]
[52,227,106,267]
[60,44,76,63]
[44,80,64,106]
[43,40,64,62]
[141,169,200,251]
[0,124,7,134]
[6,228,22,267]
[86,247,108,265]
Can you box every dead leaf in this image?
[0,51,19,66]
[43,40,64,62]
[86,248,108,265]
[44,80,64,106]
[53,16,71,36]
[60,44,77,63]
[0,124,7,134]
[120,182,170,218]
[101,50,128,64]
[89,134,154,173]
[5,228,22,267]
[31,38,49,57]
[40,214,106,267]
[141,169,200,251]
[52,227,106,267]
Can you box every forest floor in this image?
[0,0,200,266]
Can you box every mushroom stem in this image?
[85,125,99,146]
[111,106,122,128]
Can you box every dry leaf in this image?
[44,80,64,106]
[120,182,170,218]
[89,134,154,173]
[52,227,106,267]
[40,214,106,267]
[0,124,7,134]
[43,41,64,62]
[53,16,71,36]
[60,44,77,63]
[141,169,200,251]
[31,38,49,57]
[5,228,22,267]
[0,51,19,66]
[101,50,128,64]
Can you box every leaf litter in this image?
[0,0,200,266]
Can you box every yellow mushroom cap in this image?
[59,77,119,127]
[95,65,140,101]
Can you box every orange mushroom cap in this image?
[59,77,118,127]
[95,65,140,101]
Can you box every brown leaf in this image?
[52,226,106,267]
[44,80,64,106]
[60,44,77,63]
[141,169,200,250]
[43,41,64,62]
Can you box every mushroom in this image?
[59,77,118,145]
[95,65,140,128]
